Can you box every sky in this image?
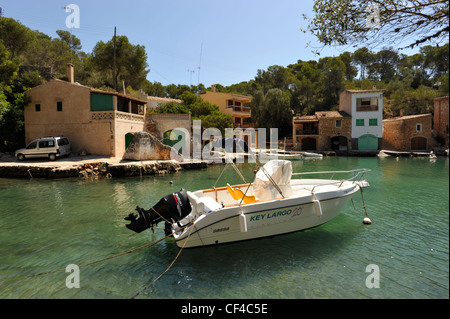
[1,0,421,88]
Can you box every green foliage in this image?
[154,102,189,114]
[250,89,292,138]
[91,35,149,89]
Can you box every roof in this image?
[383,113,432,122]
[27,79,148,104]
[293,114,318,122]
[316,111,351,119]
[200,91,252,102]
[343,89,384,94]
[293,111,351,122]
[147,96,182,103]
[90,88,148,104]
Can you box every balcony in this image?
[356,105,379,112]
[234,122,257,129]
[295,129,319,136]
[90,110,144,123]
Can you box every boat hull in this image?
[173,184,359,248]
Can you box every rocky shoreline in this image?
[0,157,208,179]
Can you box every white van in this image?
[15,137,71,161]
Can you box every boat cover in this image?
[253,160,292,200]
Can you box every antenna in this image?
[196,41,203,85]
[187,69,195,86]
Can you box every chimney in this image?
[211,84,216,92]
[66,63,74,83]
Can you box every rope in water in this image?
[131,222,195,299]
[0,222,192,286]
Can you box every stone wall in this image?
[382,114,433,151]
[434,96,449,147]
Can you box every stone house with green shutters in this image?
[339,89,384,150]
[24,64,147,158]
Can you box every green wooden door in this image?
[358,134,378,150]
[125,133,134,151]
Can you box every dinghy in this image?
[124,160,370,248]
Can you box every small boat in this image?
[257,150,304,162]
[124,160,370,248]
[302,152,323,159]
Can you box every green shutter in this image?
[91,93,113,111]
[356,119,364,126]
[369,118,378,126]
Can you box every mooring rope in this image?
[131,222,195,299]
[0,223,192,286]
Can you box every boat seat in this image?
[226,184,258,204]
[187,191,222,217]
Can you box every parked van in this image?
[15,137,71,161]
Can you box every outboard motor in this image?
[124,188,191,236]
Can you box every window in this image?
[336,120,342,128]
[90,93,113,111]
[369,118,378,126]
[356,119,365,126]
[356,97,378,112]
[26,141,37,149]
[57,101,63,112]
[416,124,422,132]
[58,138,70,146]
[39,140,55,148]
[35,104,41,112]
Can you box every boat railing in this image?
[291,168,371,192]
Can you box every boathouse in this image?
[339,89,384,151]
[292,111,351,152]
[382,113,433,151]
[24,64,147,158]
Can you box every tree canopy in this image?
[303,0,449,50]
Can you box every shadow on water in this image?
[126,214,362,298]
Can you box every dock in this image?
[0,155,208,179]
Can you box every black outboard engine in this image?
[124,188,192,236]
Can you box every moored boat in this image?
[124,160,370,248]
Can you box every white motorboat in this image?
[125,160,370,248]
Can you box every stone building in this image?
[24,64,147,158]
[433,96,449,147]
[292,111,351,151]
[382,114,433,151]
[199,85,255,129]
[339,89,384,150]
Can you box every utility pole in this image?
[113,26,117,90]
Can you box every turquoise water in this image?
[0,157,448,299]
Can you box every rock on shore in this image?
[122,131,183,162]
